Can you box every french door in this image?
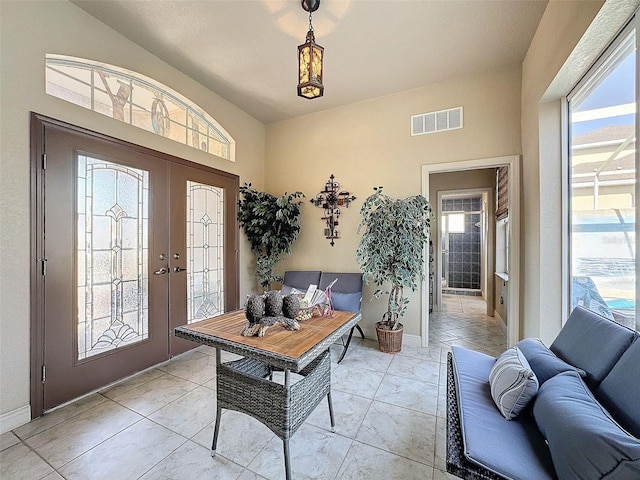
[31,114,239,416]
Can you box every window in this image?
[45,54,235,161]
[567,19,638,330]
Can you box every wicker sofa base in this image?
[446,352,507,480]
[213,349,334,480]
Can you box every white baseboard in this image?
[494,310,507,335]
[0,405,31,434]
[403,333,422,347]
[359,327,422,348]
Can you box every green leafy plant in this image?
[356,186,432,330]
[237,183,305,289]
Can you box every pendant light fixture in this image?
[297,0,324,99]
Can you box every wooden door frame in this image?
[30,112,239,418]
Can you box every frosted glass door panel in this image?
[77,155,149,360]
[186,181,224,322]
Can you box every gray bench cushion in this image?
[451,346,556,479]
[534,371,640,480]
[550,306,637,388]
[596,338,640,439]
[281,270,321,294]
[516,338,585,385]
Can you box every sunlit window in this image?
[568,21,637,330]
[45,54,235,161]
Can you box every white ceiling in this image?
[72,0,548,124]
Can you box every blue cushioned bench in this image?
[447,306,640,480]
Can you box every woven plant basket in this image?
[375,322,404,353]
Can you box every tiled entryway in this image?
[1,295,506,480]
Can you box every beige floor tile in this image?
[24,399,142,469]
[100,367,165,400]
[331,363,384,399]
[248,423,352,480]
[191,410,275,467]
[306,389,372,439]
[0,432,20,452]
[157,350,217,385]
[355,400,436,466]
[336,441,433,479]
[148,385,217,438]
[108,373,199,416]
[139,440,245,480]
[13,393,108,441]
[339,343,393,373]
[58,419,187,479]
[374,374,439,416]
[387,355,441,385]
[0,443,54,480]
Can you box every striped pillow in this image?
[489,346,539,419]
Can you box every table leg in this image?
[212,348,222,457]
[327,391,336,433]
[283,369,292,480]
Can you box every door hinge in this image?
[42,153,47,170]
[40,258,47,275]
[42,365,46,383]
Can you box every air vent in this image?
[411,106,463,136]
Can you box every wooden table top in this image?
[174,309,361,371]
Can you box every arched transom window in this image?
[45,54,235,161]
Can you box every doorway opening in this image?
[422,155,521,348]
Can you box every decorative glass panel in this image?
[46,54,235,161]
[186,181,224,322]
[77,155,150,360]
[569,28,637,330]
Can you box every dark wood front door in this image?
[31,114,239,416]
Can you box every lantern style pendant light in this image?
[297,0,324,99]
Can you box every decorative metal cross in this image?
[310,174,356,246]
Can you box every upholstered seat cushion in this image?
[451,346,555,479]
[550,306,637,388]
[516,337,585,384]
[534,371,640,480]
[596,339,640,439]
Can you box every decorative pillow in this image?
[489,346,539,419]
[516,337,585,384]
[534,371,640,480]
[329,292,361,313]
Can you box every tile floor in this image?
[1,295,506,480]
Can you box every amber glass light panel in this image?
[297,35,324,99]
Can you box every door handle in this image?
[153,267,169,275]
[173,266,187,273]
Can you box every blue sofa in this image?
[446,306,640,480]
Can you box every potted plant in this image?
[237,183,305,289]
[356,186,432,353]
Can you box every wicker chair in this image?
[212,349,334,480]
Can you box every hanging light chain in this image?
[308,11,314,32]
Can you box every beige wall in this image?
[520,0,636,343]
[0,0,265,420]
[265,66,521,338]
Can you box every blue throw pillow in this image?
[489,346,539,419]
[533,371,640,480]
[329,292,361,313]
[516,337,585,384]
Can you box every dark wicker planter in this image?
[375,322,404,353]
